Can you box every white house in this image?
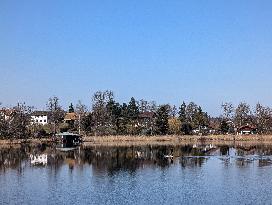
[31,111,49,125]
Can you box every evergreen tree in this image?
[125,97,140,134]
[119,103,129,134]
[186,102,198,127]
[155,105,169,135]
[178,102,187,123]
[68,103,74,113]
[193,106,209,133]
[220,120,229,134]
[106,98,122,134]
[181,123,192,135]
[195,106,204,127]
[127,97,139,120]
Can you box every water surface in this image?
[1,142,272,204]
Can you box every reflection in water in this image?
[30,154,47,165]
[2,143,272,204]
[2,143,272,174]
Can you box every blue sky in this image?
[1,0,272,115]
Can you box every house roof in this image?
[139,111,155,119]
[64,112,78,121]
[56,132,80,136]
[238,125,257,131]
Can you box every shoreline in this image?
[1,135,272,146]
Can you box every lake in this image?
[1,142,272,204]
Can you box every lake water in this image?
[1,142,272,204]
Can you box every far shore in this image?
[2,135,272,146]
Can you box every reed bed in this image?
[83,134,272,143]
[1,134,272,146]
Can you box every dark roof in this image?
[31,111,49,116]
[56,132,80,136]
[139,111,155,119]
[238,125,257,131]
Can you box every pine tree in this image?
[106,98,122,134]
[119,103,129,134]
[178,102,187,123]
[68,103,74,113]
[220,120,229,134]
[155,105,169,135]
[127,97,139,120]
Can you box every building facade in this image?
[31,111,49,125]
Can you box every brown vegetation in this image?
[2,135,272,146]
[82,135,272,146]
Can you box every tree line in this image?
[1,90,272,139]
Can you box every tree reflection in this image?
[2,143,272,175]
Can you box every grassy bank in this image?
[1,135,272,146]
[83,134,272,145]
[0,138,53,145]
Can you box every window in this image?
[36,120,38,122]
[40,120,42,122]
[44,120,46,122]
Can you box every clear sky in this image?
[1,0,272,115]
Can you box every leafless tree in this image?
[148,101,157,113]
[91,90,114,135]
[234,102,252,128]
[139,99,148,113]
[255,103,272,134]
[9,103,33,139]
[221,102,234,121]
[47,96,64,134]
[75,100,88,134]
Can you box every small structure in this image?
[56,132,82,146]
[31,111,49,125]
[237,125,257,135]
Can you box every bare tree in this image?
[75,100,88,134]
[170,105,178,118]
[11,103,33,139]
[139,99,148,113]
[221,102,234,121]
[47,96,64,134]
[234,102,251,128]
[0,110,9,139]
[255,103,272,134]
[148,101,157,113]
[91,90,114,135]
